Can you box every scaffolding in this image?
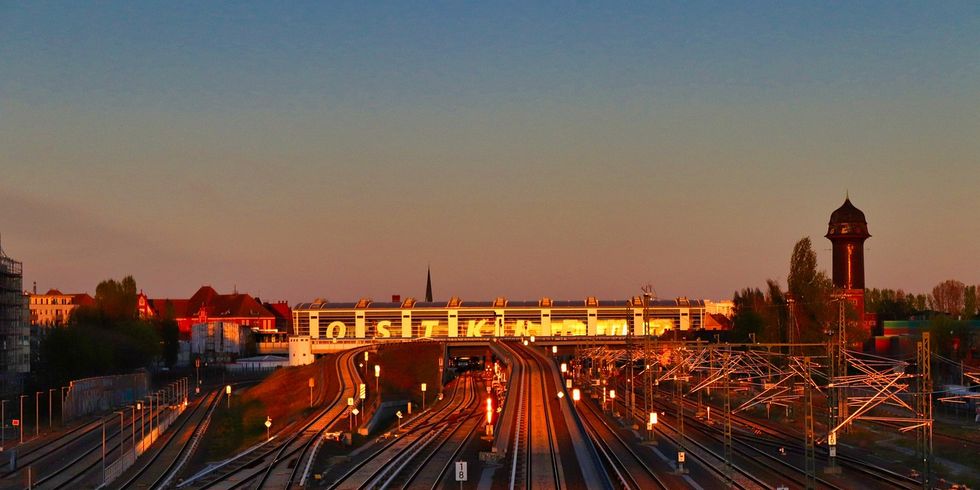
[0,239,29,396]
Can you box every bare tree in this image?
[928,279,966,316]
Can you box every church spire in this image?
[425,266,433,302]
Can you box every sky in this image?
[2,2,978,304]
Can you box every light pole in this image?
[35,391,41,437]
[195,358,200,394]
[137,401,144,452]
[1,399,6,450]
[101,419,106,485]
[225,385,232,409]
[48,388,55,428]
[130,405,137,457]
[61,386,68,425]
[264,416,272,441]
[308,377,315,408]
[149,394,155,440]
[374,365,381,402]
[19,394,26,444]
[115,411,125,467]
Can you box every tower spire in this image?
[425,265,433,302]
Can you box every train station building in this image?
[291,296,731,340]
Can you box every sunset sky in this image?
[2,2,978,303]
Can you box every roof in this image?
[149,299,190,318]
[148,286,274,319]
[44,289,65,296]
[829,197,867,225]
[71,293,95,306]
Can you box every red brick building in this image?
[138,286,276,338]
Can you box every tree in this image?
[787,237,833,342]
[40,276,161,384]
[865,288,915,320]
[963,285,977,319]
[928,279,966,316]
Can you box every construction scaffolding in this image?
[0,239,30,397]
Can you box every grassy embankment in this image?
[200,355,335,461]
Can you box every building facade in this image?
[0,244,29,396]
[29,289,94,327]
[138,286,276,338]
[190,321,252,362]
[292,296,716,340]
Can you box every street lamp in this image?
[101,419,106,485]
[552,345,557,355]
[19,394,26,444]
[374,364,381,400]
[48,388,55,428]
[264,416,272,441]
[61,386,68,425]
[572,388,581,403]
[115,411,125,467]
[308,377,315,408]
[130,405,137,456]
[0,399,6,450]
[225,385,232,409]
[560,363,567,375]
[136,401,144,453]
[35,391,41,437]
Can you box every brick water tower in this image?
[825,196,871,332]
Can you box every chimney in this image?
[392,294,401,302]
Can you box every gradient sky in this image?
[2,2,978,304]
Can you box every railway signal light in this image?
[572,388,581,402]
[552,345,557,354]
[265,416,272,440]
[560,363,567,374]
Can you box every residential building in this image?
[28,289,94,327]
[137,286,276,338]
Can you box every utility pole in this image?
[723,349,733,486]
[675,355,687,474]
[826,295,842,474]
[803,356,816,490]
[917,332,933,489]
[641,285,655,428]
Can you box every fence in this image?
[64,372,150,423]
[102,399,185,485]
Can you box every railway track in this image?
[499,341,610,490]
[326,373,478,490]
[114,388,221,489]
[0,379,188,490]
[178,348,363,489]
[612,378,919,489]
[576,392,671,490]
